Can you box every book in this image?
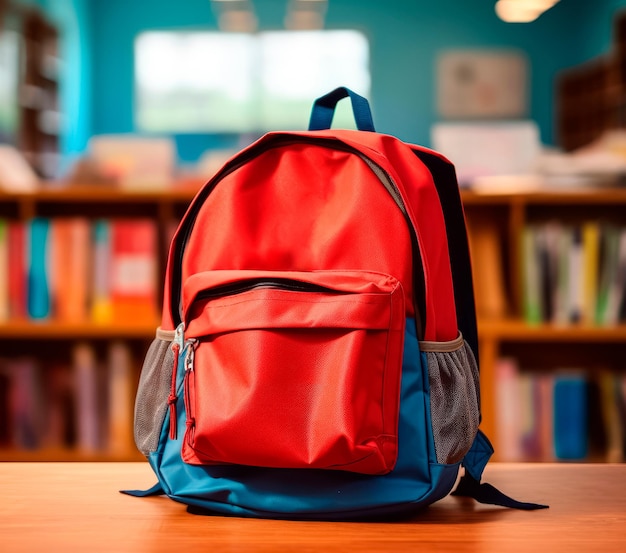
[91,219,113,324]
[27,218,51,320]
[567,227,584,324]
[598,371,624,463]
[619,374,626,461]
[0,363,12,446]
[494,357,523,460]
[107,341,133,454]
[536,373,555,461]
[604,227,626,325]
[518,372,540,459]
[73,342,101,453]
[521,225,542,324]
[595,224,620,326]
[552,224,573,325]
[0,219,8,321]
[7,221,26,319]
[536,223,560,323]
[41,363,76,450]
[6,357,43,449]
[466,217,507,319]
[51,218,91,322]
[553,373,588,460]
[581,221,600,324]
[110,219,158,324]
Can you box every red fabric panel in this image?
[180,144,414,314]
[161,130,459,343]
[297,130,458,341]
[181,270,405,474]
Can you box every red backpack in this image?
[127,88,547,518]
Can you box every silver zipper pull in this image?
[184,338,198,372]
[172,322,185,352]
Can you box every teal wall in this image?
[39,0,626,165]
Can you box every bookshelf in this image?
[0,4,61,178]
[0,186,196,462]
[556,11,626,151]
[2,185,624,463]
[19,8,61,178]
[463,187,626,462]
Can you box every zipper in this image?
[183,338,198,445]
[193,278,349,304]
[169,135,426,338]
[167,322,190,440]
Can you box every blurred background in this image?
[0,0,622,177]
[1,0,626,465]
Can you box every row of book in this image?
[0,217,162,324]
[495,357,626,462]
[522,221,626,326]
[0,341,135,454]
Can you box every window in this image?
[0,29,21,144]
[135,30,370,133]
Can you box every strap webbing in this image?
[308,87,376,132]
[451,473,549,510]
[412,149,479,366]
[120,482,164,497]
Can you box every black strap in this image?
[120,482,164,497]
[451,473,549,510]
[412,149,479,366]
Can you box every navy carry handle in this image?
[308,87,376,132]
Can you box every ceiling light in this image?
[495,0,560,23]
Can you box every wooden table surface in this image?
[0,462,624,553]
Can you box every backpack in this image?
[124,88,547,519]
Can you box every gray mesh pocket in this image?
[134,329,175,456]
[421,334,480,465]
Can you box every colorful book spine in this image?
[522,221,626,326]
[51,218,91,322]
[27,218,51,320]
[553,373,588,460]
[595,225,620,325]
[7,357,43,449]
[107,341,133,454]
[73,342,101,453]
[0,219,8,321]
[494,357,523,461]
[7,221,26,319]
[581,222,600,325]
[110,219,158,324]
[521,225,542,324]
[91,219,113,324]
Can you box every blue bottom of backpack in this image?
[142,318,462,520]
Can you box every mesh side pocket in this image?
[134,331,175,456]
[422,334,480,465]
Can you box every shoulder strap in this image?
[413,150,549,511]
[411,148,479,366]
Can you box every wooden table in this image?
[0,462,624,552]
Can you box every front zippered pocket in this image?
[181,269,405,475]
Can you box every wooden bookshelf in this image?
[21,10,59,178]
[0,185,197,462]
[3,184,624,463]
[556,10,626,151]
[462,187,626,461]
